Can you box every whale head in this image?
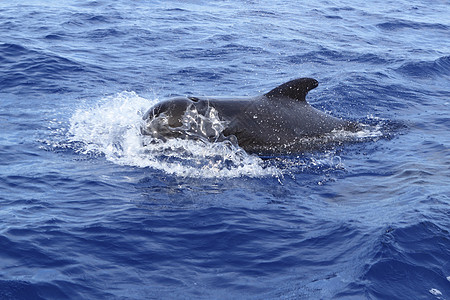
[142,97,195,128]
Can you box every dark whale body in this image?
[141,78,359,154]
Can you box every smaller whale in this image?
[141,78,360,154]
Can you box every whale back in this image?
[264,78,318,102]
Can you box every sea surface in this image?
[1,0,449,299]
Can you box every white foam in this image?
[429,288,442,296]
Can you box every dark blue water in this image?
[1,1,449,299]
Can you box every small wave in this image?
[164,8,188,13]
[44,33,66,40]
[396,56,450,79]
[0,280,47,300]
[362,221,450,299]
[286,48,392,65]
[0,42,89,94]
[70,12,120,24]
[376,19,448,31]
[0,43,29,59]
[172,43,267,60]
[87,28,125,39]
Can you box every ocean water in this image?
[1,0,449,299]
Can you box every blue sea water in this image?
[1,0,449,299]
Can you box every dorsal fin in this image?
[264,78,318,102]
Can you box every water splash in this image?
[66,92,278,178]
[141,102,233,144]
[61,92,386,178]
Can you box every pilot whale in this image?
[141,78,360,154]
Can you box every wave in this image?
[0,43,92,94]
[0,280,47,300]
[360,221,450,299]
[396,55,450,79]
[376,19,449,31]
[286,48,393,65]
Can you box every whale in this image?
[141,78,360,154]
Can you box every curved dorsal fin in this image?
[264,78,318,102]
